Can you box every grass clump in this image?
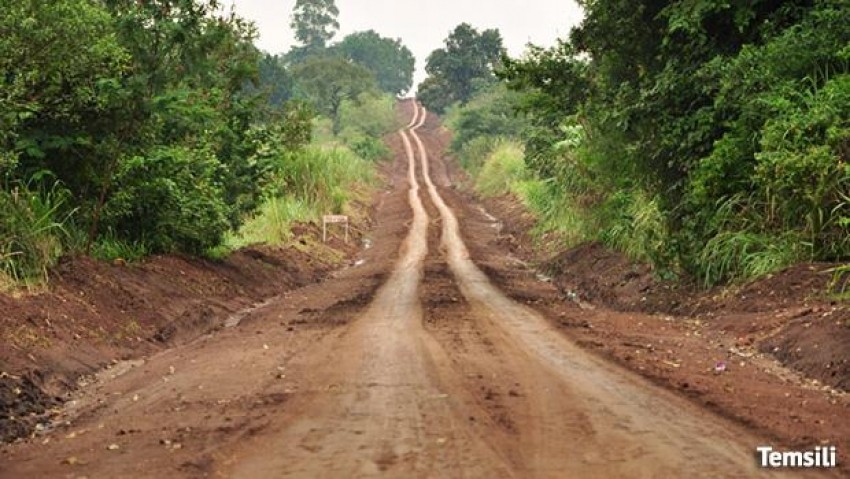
[228,196,317,248]
[474,141,527,197]
[698,231,802,287]
[0,180,74,288]
[90,234,150,263]
[230,145,375,249]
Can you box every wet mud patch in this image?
[0,372,60,442]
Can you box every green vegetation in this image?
[339,93,398,161]
[227,0,406,250]
[231,145,375,248]
[335,30,416,96]
[0,180,73,286]
[2,0,273,285]
[291,56,377,135]
[473,141,527,198]
[418,24,506,113]
[0,0,411,287]
[434,1,850,286]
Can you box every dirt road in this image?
[0,101,833,478]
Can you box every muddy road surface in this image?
[0,101,831,478]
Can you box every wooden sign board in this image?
[323,215,348,224]
[322,215,349,243]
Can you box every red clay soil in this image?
[474,193,850,393]
[429,121,850,472]
[0,221,369,443]
[1,100,846,477]
[3,104,849,475]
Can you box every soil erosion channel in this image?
[0,102,827,478]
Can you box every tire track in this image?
[407,101,827,478]
[226,101,513,478]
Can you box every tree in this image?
[335,30,415,96]
[417,23,505,113]
[252,54,296,109]
[489,0,850,283]
[499,40,590,179]
[292,56,377,135]
[291,0,339,51]
[417,76,455,114]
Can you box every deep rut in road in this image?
[0,101,834,478]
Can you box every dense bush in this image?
[0,0,336,283]
[471,0,850,285]
[338,92,398,161]
[102,146,230,254]
[0,181,72,286]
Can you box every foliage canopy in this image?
[335,30,415,96]
[418,24,506,113]
[449,0,850,285]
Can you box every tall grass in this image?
[0,180,75,288]
[597,189,669,265]
[278,145,375,212]
[513,178,591,247]
[228,196,317,248]
[231,145,375,248]
[698,231,803,286]
[474,141,527,197]
[461,137,672,265]
[458,136,498,178]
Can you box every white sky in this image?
[226,0,585,91]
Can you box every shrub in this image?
[339,92,398,139]
[597,189,669,265]
[103,146,230,255]
[348,135,390,162]
[474,141,527,197]
[0,180,74,286]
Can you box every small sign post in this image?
[322,215,349,243]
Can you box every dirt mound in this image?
[0,225,364,443]
[689,264,837,315]
[762,310,850,390]
[518,234,850,393]
[679,264,850,392]
[542,242,661,311]
[484,196,538,258]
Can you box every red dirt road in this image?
[0,102,839,478]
